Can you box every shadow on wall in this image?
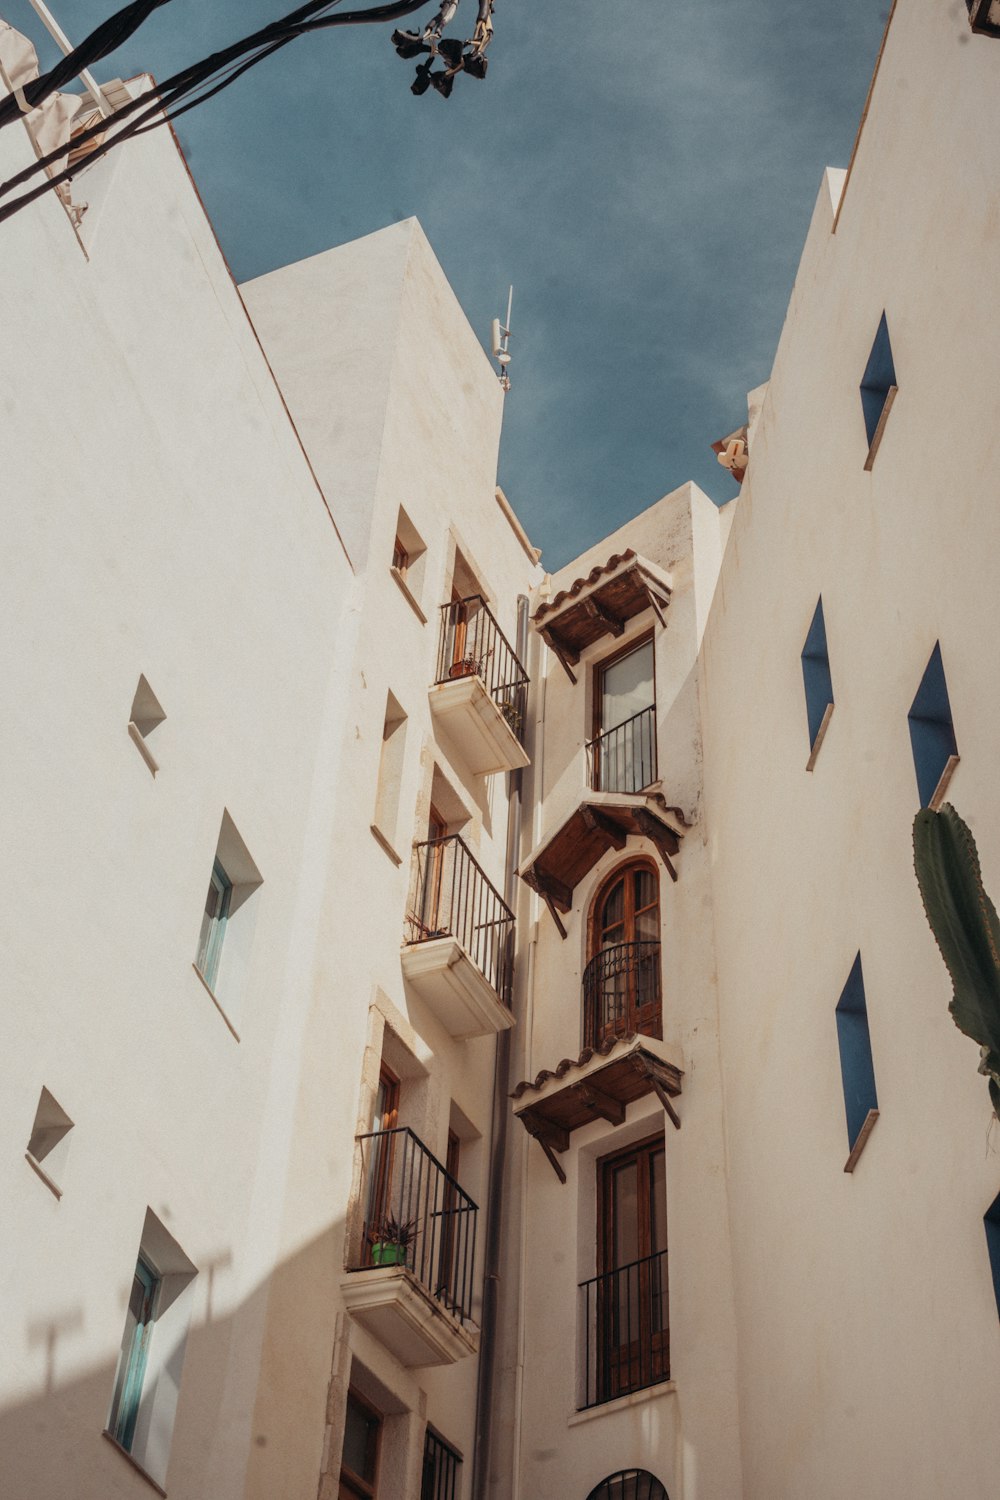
[0,1218,349,1500]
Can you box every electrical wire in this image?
[0,0,442,224]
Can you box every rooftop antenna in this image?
[491,285,513,393]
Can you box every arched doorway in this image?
[584,860,661,1047]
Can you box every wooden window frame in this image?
[108,1255,160,1453]
[392,535,409,576]
[339,1388,382,1500]
[591,631,657,793]
[586,858,662,1046]
[596,1133,669,1400]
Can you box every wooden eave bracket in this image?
[522,866,571,938]
[519,1107,569,1184]
[581,595,624,637]
[580,804,627,852]
[633,1052,683,1130]
[539,625,579,684]
[631,808,679,883]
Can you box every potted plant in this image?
[499,697,523,736]
[369,1213,417,1267]
[448,646,492,681]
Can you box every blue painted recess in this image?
[860,312,896,446]
[985,1193,1000,1321]
[835,954,878,1151]
[908,642,958,808]
[801,597,833,753]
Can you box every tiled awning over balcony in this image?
[512,1034,684,1183]
[520,795,685,927]
[532,550,672,682]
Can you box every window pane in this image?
[109,1259,158,1451]
[601,641,654,733]
[612,1162,639,1266]
[601,878,625,935]
[342,1394,379,1484]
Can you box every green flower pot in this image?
[371,1243,408,1267]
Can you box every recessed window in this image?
[860,312,897,467]
[908,642,959,809]
[127,675,166,776]
[801,597,834,769]
[105,1210,197,1489]
[192,812,263,1032]
[585,860,661,1048]
[985,1192,1000,1319]
[196,859,232,990]
[25,1086,74,1197]
[835,954,879,1172]
[340,1389,382,1500]
[421,1427,461,1500]
[372,691,408,860]
[390,506,428,620]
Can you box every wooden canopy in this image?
[532,551,672,683]
[513,1036,684,1183]
[520,798,684,936]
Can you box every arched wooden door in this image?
[585,861,662,1047]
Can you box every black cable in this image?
[0,0,172,131]
[0,0,438,224]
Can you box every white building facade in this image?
[2,3,1000,1499]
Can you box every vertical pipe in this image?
[472,595,528,1500]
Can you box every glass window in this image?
[340,1391,381,1500]
[420,1428,461,1500]
[108,1256,159,1452]
[592,638,656,793]
[196,858,232,989]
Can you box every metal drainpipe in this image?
[472,593,529,1500]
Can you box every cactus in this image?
[912,802,1000,1121]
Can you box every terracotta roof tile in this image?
[532,550,637,623]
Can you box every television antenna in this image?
[491,286,513,393]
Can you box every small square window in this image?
[25,1086,74,1197]
[835,954,879,1172]
[860,312,897,468]
[985,1192,1000,1319]
[127,675,166,777]
[908,642,959,809]
[801,597,834,769]
[196,859,232,990]
[108,1255,160,1454]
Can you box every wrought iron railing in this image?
[406,834,514,1005]
[586,704,657,793]
[421,1428,462,1500]
[579,1248,670,1409]
[352,1127,479,1324]
[435,594,529,743]
[583,940,662,1049]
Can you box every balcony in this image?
[428,595,530,776]
[583,941,662,1050]
[402,834,515,1039]
[586,705,658,794]
[579,1249,670,1409]
[342,1127,480,1366]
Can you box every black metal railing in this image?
[583,941,662,1049]
[586,704,657,793]
[421,1428,462,1500]
[352,1127,479,1324]
[435,594,529,743]
[405,834,514,1005]
[579,1249,670,1409]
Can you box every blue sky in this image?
[12,1,887,566]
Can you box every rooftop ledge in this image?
[340,1266,480,1366]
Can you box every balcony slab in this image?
[429,674,530,777]
[402,936,515,1039]
[340,1266,480,1367]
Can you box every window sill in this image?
[101,1431,168,1497]
[127,720,159,777]
[25,1150,62,1200]
[370,824,403,867]
[844,1107,879,1173]
[928,753,960,811]
[568,1379,676,1427]
[863,384,897,471]
[805,702,834,772]
[190,964,241,1041]
[390,566,427,624]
